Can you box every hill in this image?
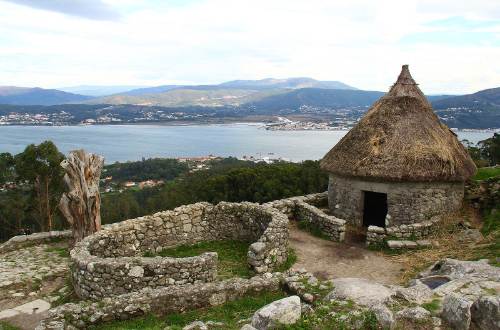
[0,86,91,105]
[218,77,356,90]
[244,88,384,111]
[58,85,147,97]
[432,87,500,109]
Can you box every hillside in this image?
[0,86,91,105]
[218,77,356,90]
[433,87,500,109]
[245,88,384,111]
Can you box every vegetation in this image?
[463,133,500,168]
[101,159,327,225]
[421,299,441,314]
[0,141,65,240]
[0,321,21,330]
[473,166,500,181]
[92,291,287,330]
[148,240,252,279]
[103,158,188,182]
[0,141,327,241]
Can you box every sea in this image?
[0,124,495,163]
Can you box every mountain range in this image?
[0,78,499,129]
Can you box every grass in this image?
[390,205,499,283]
[45,246,70,258]
[147,240,252,279]
[422,299,441,314]
[0,321,21,330]
[277,248,297,273]
[297,220,330,240]
[279,300,378,330]
[473,166,500,181]
[92,290,287,330]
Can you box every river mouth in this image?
[420,276,451,289]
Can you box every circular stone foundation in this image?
[71,202,289,299]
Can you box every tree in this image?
[478,133,500,166]
[0,152,15,184]
[59,150,104,243]
[14,141,65,232]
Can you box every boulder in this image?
[251,296,301,329]
[325,278,394,307]
[396,306,431,323]
[457,229,483,243]
[240,325,258,330]
[471,296,500,330]
[394,281,434,304]
[441,293,472,330]
[370,304,394,329]
[182,321,208,330]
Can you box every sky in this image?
[0,0,499,94]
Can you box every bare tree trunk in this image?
[59,150,104,243]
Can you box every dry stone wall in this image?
[366,216,440,246]
[0,230,71,254]
[37,274,282,330]
[71,202,289,299]
[264,192,346,242]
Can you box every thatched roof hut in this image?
[321,65,476,182]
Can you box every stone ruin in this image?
[71,202,290,299]
[69,192,347,300]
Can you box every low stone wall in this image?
[0,230,71,254]
[36,274,282,330]
[295,202,346,242]
[264,192,346,242]
[71,202,289,299]
[366,216,440,246]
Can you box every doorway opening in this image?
[362,191,388,228]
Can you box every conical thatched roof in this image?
[320,65,476,182]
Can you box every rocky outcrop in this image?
[471,296,500,330]
[324,278,394,307]
[251,296,301,329]
[442,293,473,330]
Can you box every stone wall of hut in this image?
[327,174,464,227]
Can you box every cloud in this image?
[0,0,499,94]
[2,0,121,21]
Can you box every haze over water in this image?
[0,124,494,163]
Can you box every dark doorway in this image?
[362,191,388,228]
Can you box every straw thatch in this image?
[320,65,476,182]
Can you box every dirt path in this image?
[289,224,404,284]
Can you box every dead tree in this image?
[59,150,104,243]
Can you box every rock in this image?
[12,292,25,297]
[457,229,483,243]
[128,266,144,278]
[241,325,258,330]
[13,299,51,314]
[302,293,314,303]
[394,281,434,304]
[441,293,472,330]
[205,321,224,327]
[370,304,394,329]
[0,309,20,320]
[325,278,394,307]
[471,295,500,330]
[396,306,431,322]
[416,240,432,247]
[182,321,208,330]
[387,240,404,249]
[250,242,266,254]
[251,296,301,329]
[419,259,499,282]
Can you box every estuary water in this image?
[0,124,494,163]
